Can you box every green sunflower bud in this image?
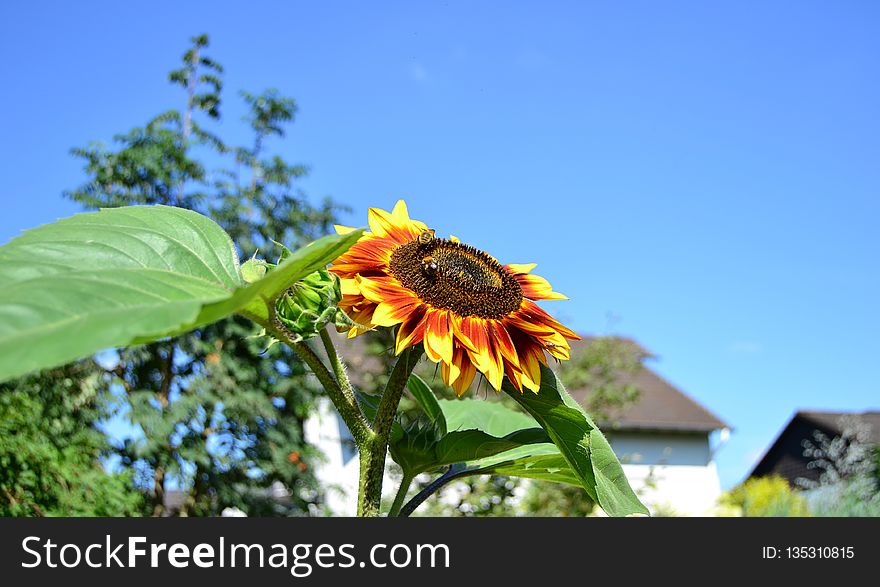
[275,268,362,341]
[240,257,268,284]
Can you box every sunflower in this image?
[330,201,580,396]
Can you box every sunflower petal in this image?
[505,263,537,275]
[461,318,492,373]
[423,310,453,365]
[504,362,524,393]
[334,224,358,235]
[391,200,410,220]
[482,339,505,391]
[451,352,477,397]
[441,348,462,386]
[395,305,428,354]
[516,273,569,300]
[339,278,359,296]
[490,321,519,367]
[372,298,419,327]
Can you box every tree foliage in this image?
[0,361,142,516]
[6,34,340,516]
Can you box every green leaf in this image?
[503,364,649,517]
[228,230,363,323]
[460,444,583,486]
[387,397,550,476]
[439,398,538,437]
[0,205,363,382]
[407,374,446,435]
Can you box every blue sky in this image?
[1,1,878,489]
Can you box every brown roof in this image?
[327,332,728,434]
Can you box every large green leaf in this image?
[0,205,362,382]
[503,364,649,517]
[388,394,550,475]
[460,444,583,486]
[439,397,538,436]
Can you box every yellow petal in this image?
[423,311,453,365]
[452,356,477,397]
[482,342,504,391]
[506,263,537,274]
[371,301,411,327]
[391,200,410,220]
[442,357,461,386]
[449,234,460,243]
[334,224,357,235]
[340,278,359,296]
[367,207,396,237]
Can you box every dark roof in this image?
[329,332,729,434]
[565,338,729,433]
[748,410,880,485]
[796,411,880,443]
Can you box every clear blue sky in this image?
[1,1,877,489]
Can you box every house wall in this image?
[608,431,722,516]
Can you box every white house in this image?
[305,334,730,516]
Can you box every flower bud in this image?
[275,268,353,341]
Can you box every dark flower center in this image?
[389,236,523,319]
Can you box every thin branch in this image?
[264,308,373,446]
[398,465,475,517]
[319,328,361,417]
[388,472,415,518]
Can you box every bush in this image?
[721,476,810,517]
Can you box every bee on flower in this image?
[330,201,579,396]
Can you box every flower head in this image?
[330,201,580,395]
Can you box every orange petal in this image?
[480,338,505,391]
[395,305,428,354]
[519,300,581,340]
[450,313,477,353]
[441,346,464,386]
[461,317,492,373]
[423,310,453,365]
[451,350,477,397]
[512,337,544,392]
[372,297,420,327]
[356,275,412,304]
[490,321,519,368]
[504,362,524,393]
[515,273,569,301]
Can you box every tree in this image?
[799,417,880,517]
[63,34,340,516]
[0,361,142,516]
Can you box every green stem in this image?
[388,472,415,517]
[399,465,475,517]
[319,328,359,412]
[263,312,373,447]
[357,346,423,517]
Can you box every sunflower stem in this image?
[357,345,423,517]
[388,472,415,517]
[262,308,373,447]
[319,327,363,420]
